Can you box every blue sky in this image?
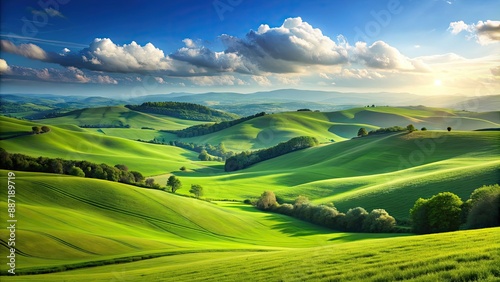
[0,0,499,97]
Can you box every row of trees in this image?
[410,185,500,234]
[254,191,397,233]
[167,112,266,138]
[79,124,130,128]
[0,148,144,184]
[225,136,319,172]
[32,126,51,134]
[125,102,237,122]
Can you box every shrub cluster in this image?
[225,136,319,172]
[254,191,397,233]
[410,185,500,234]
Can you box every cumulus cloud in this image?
[0,40,48,60]
[352,41,430,72]
[448,20,500,45]
[0,58,11,74]
[1,63,119,85]
[1,17,432,83]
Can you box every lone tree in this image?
[421,127,427,131]
[256,191,278,210]
[189,184,204,198]
[447,127,452,132]
[357,128,368,137]
[406,124,416,132]
[32,126,41,134]
[167,175,182,193]
[179,166,187,171]
[41,126,51,133]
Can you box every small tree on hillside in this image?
[357,128,368,137]
[179,166,187,171]
[256,191,278,210]
[447,127,452,132]
[167,175,182,193]
[41,126,50,133]
[344,207,368,232]
[421,127,427,131]
[189,184,204,198]
[407,124,416,132]
[32,126,41,134]
[362,209,396,233]
[198,150,210,161]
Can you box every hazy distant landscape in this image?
[1,0,499,281]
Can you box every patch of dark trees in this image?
[225,136,319,172]
[0,148,145,185]
[79,124,131,128]
[125,102,238,122]
[164,112,266,138]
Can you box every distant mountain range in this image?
[1,90,499,118]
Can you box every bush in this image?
[41,125,50,133]
[243,199,252,205]
[255,191,278,210]
[344,207,368,232]
[406,124,416,132]
[363,209,396,232]
[410,192,463,234]
[68,166,85,177]
[421,127,427,131]
[466,184,500,229]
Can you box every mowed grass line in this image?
[10,227,499,281]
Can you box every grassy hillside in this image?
[173,131,500,219]
[173,106,499,151]
[0,116,199,175]
[36,106,205,130]
[0,171,394,276]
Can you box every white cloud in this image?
[448,20,500,45]
[251,75,272,86]
[188,75,244,86]
[0,40,48,60]
[0,58,11,74]
[183,38,196,48]
[352,41,430,72]
[97,75,118,84]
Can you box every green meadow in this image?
[0,104,499,280]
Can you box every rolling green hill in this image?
[0,170,394,276]
[172,106,499,151]
[173,131,500,219]
[0,116,199,175]
[36,106,205,130]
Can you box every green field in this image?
[1,171,499,281]
[1,104,499,281]
[0,116,201,175]
[33,106,500,152]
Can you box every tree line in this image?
[125,102,237,122]
[0,148,145,185]
[165,112,266,138]
[253,191,398,233]
[410,185,500,234]
[225,136,319,172]
[79,124,130,128]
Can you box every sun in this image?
[434,79,442,86]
